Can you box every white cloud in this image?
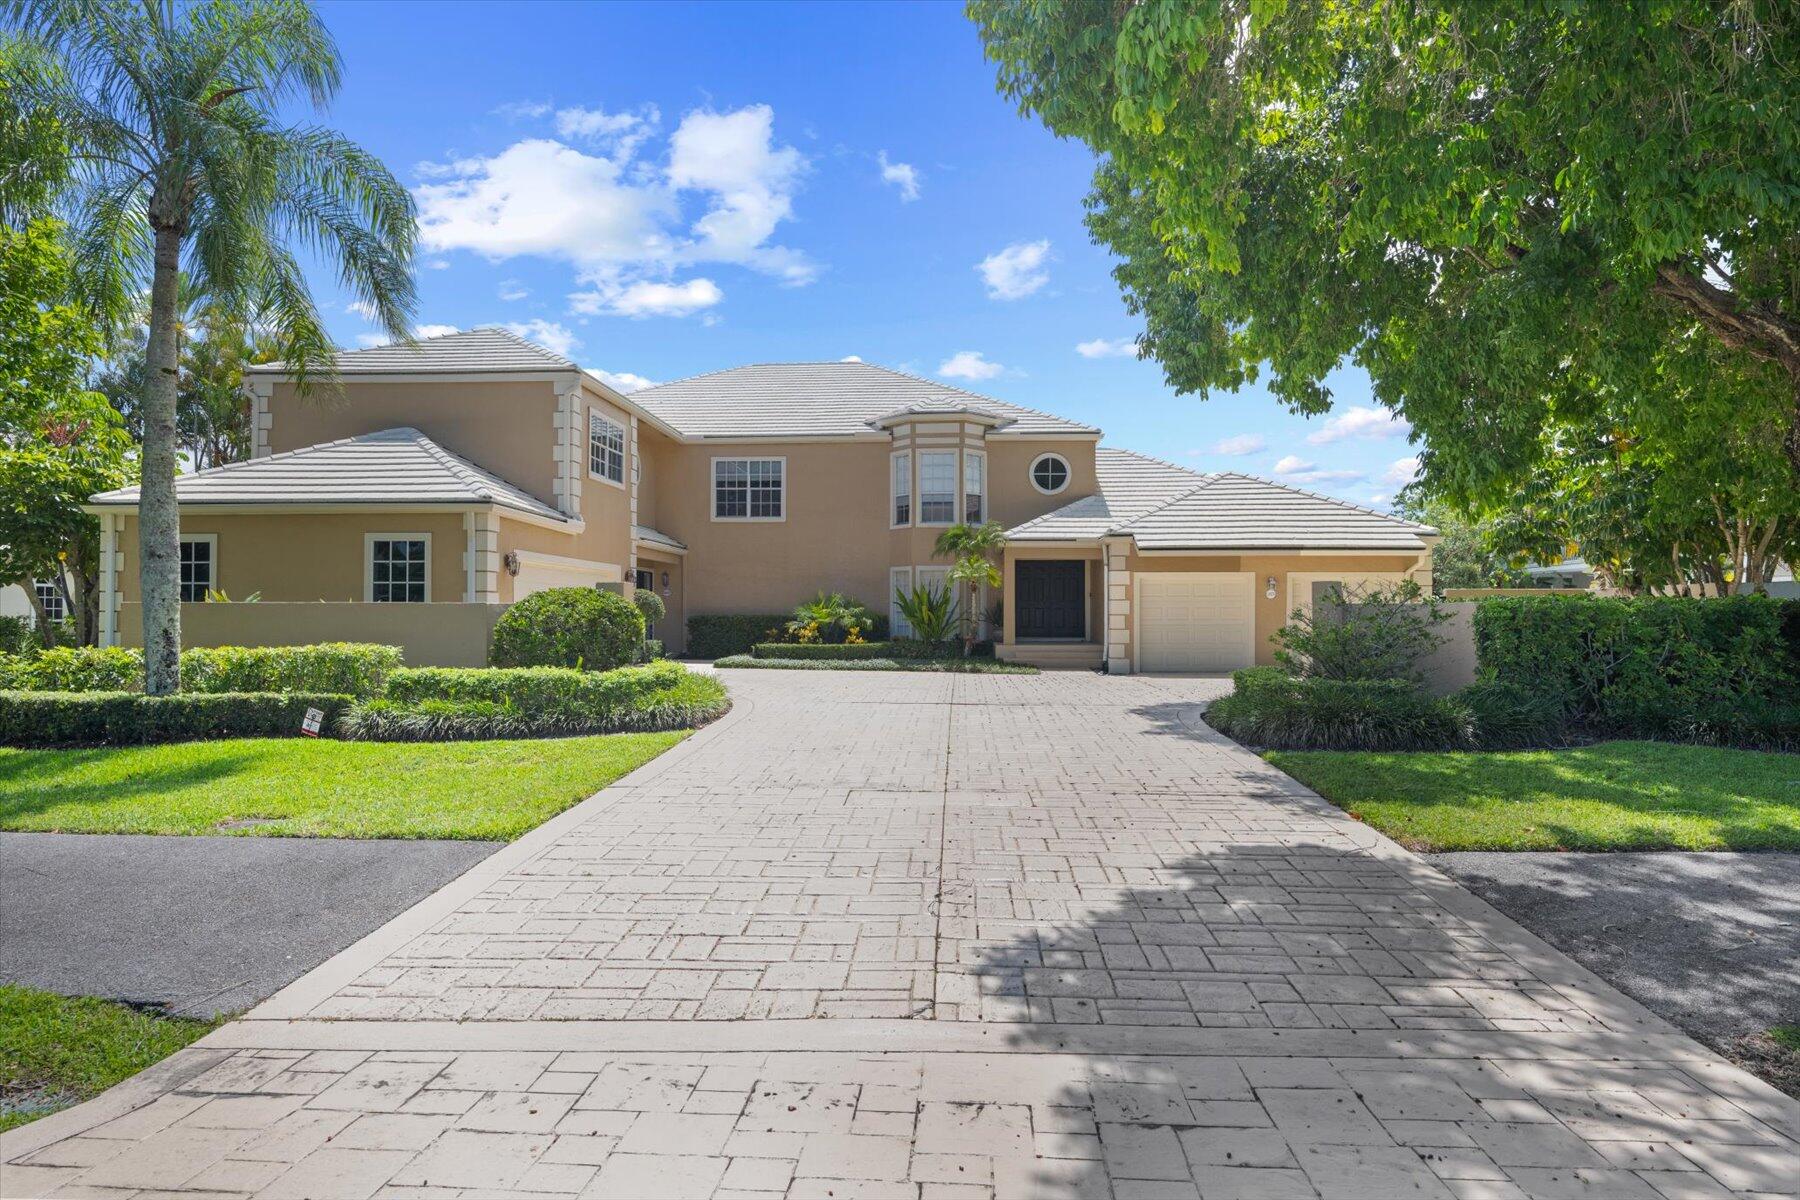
[414,103,813,315]
[1075,336,1136,359]
[416,323,459,340]
[1272,454,1363,486]
[345,299,378,320]
[877,151,920,202]
[494,99,552,121]
[354,323,458,348]
[586,367,656,393]
[978,239,1051,300]
[572,278,723,319]
[1367,493,1391,509]
[840,354,863,362]
[938,350,1003,381]
[502,319,579,358]
[1307,404,1411,444]
[1212,434,1266,456]
[497,280,529,302]
[1382,455,1422,486]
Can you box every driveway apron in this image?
[4,671,1796,1198]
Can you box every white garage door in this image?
[513,556,621,601]
[1137,572,1256,672]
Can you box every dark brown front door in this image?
[1015,560,1085,639]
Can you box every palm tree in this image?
[8,0,416,692]
[933,520,1005,656]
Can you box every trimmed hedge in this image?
[1474,594,1795,742]
[1205,668,1474,751]
[715,655,1036,674]
[384,661,684,713]
[0,646,142,692]
[751,641,894,660]
[0,691,355,747]
[491,587,643,670]
[342,670,728,741]
[688,614,787,659]
[181,643,400,697]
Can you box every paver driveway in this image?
[4,670,1797,1198]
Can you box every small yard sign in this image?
[300,707,325,738]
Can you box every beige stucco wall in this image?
[266,378,563,510]
[636,549,685,655]
[117,600,503,667]
[114,512,471,603]
[985,438,1099,530]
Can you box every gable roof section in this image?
[89,427,568,522]
[1118,473,1432,550]
[630,362,1098,439]
[248,327,577,376]
[1008,448,1217,541]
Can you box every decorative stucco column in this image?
[1103,535,1133,674]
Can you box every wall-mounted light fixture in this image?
[1265,576,1278,599]
[503,550,520,577]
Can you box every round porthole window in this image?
[1030,453,1071,495]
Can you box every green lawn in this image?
[0,733,685,840]
[0,986,218,1133]
[1266,741,1800,851]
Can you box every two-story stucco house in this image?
[86,328,1435,671]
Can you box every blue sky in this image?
[310,0,1419,508]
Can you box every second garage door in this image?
[1136,572,1256,672]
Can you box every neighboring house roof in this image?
[632,524,687,552]
[1117,474,1434,551]
[630,362,1098,439]
[1008,448,1217,541]
[88,427,569,523]
[1524,557,1592,579]
[248,327,577,376]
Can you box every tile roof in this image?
[1117,473,1433,550]
[89,427,568,522]
[1007,451,1433,550]
[248,327,577,375]
[630,362,1098,439]
[632,524,687,552]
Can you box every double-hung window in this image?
[589,410,625,484]
[891,452,911,526]
[714,457,784,520]
[368,535,428,602]
[179,535,215,601]
[919,451,956,524]
[33,579,65,623]
[963,451,985,524]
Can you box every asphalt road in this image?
[1429,850,1800,1046]
[0,832,500,1017]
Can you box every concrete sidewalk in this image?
[3,670,1796,1198]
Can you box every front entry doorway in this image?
[1015,560,1085,639]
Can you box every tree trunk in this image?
[140,224,184,694]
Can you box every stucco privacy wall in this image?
[111,512,470,603]
[1125,552,1426,667]
[117,601,504,668]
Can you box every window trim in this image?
[179,533,218,603]
[963,450,986,524]
[889,565,914,638]
[364,532,432,603]
[917,449,958,527]
[1029,452,1071,495]
[710,455,787,523]
[890,450,912,529]
[588,407,626,488]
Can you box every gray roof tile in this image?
[90,427,568,522]
[1117,473,1433,550]
[631,362,1098,439]
[249,327,576,375]
[632,524,687,552]
[1007,448,1215,541]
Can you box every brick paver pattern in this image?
[4,671,1796,1198]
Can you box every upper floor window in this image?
[589,410,625,484]
[919,451,956,524]
[368,535,428,602]
[33,579,65,623]
[180,536,215,602]
[1030,452,1070,495]
[891,452,911,526]
[964,451,985,524]
[714,457,784,520]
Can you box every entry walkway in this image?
[4,671,1796,1197]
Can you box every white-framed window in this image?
[33,579,65,623]
[366,533,430,602]
[179,535,216,602]
[713,457,784,520]
[919,451,957,524]
[891,451,911,527]
[916,564,951,594]
[589,409,625,484]
[889,566,913,637]
[964,451,986,524]
[1030,452,1071,495]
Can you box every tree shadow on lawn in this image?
[0,745,267,824]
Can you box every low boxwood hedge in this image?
[715,655,1036,674]
[0,646,143,692]
[1205,669,1474,751]
[0,691,355,747]
[341,670,728,741]
[180,643,401,697]
[687,614,787,659]
[750,641,893,660]
[384,661,684,713]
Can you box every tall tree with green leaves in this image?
[6,0,416,692]
[969,1,1800,502]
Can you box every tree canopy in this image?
[970,0,1800,505]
